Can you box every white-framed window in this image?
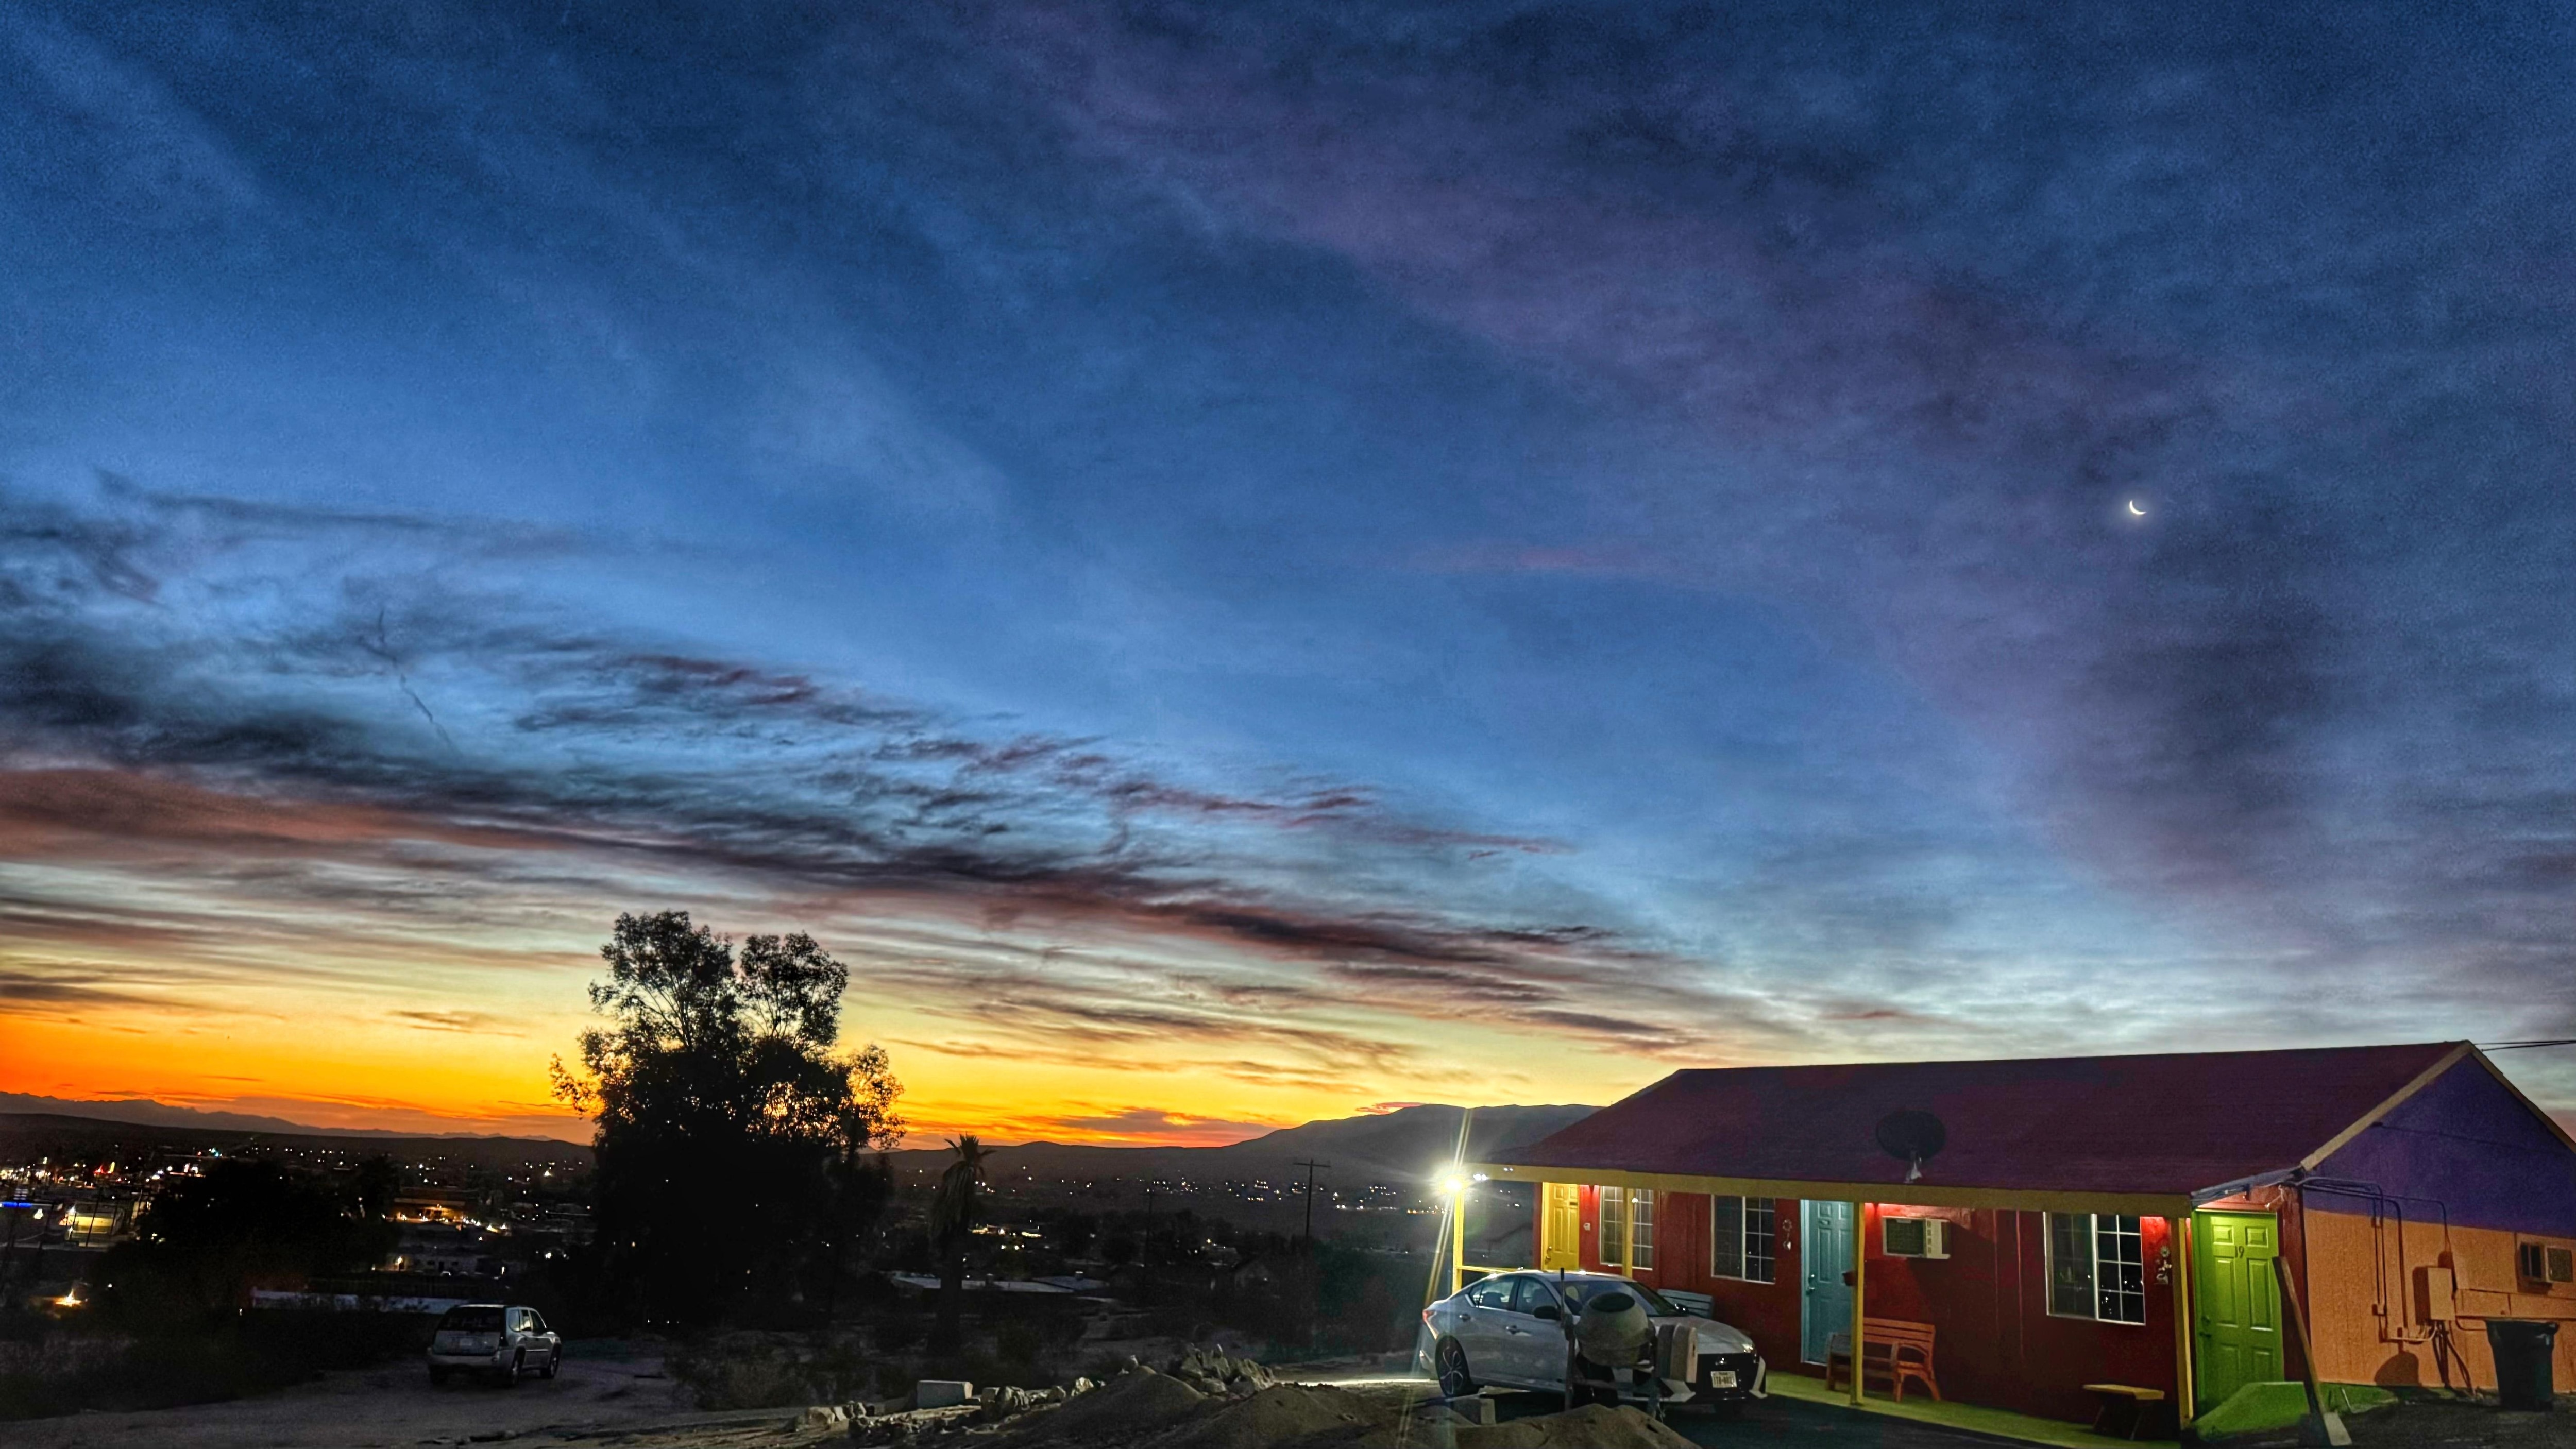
[1711,1196,1777,1283]
[1630,1189,1655,1271]
[1598,1186,1627,1268]
[2047,1212,2146,1324]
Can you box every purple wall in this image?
[2312,1060,2576,1236]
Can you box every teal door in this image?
[1803,1200,1853,1364]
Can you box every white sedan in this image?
[1423,1271,1767,1406]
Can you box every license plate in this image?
[1708,1371,1737,1389]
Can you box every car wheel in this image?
[1435,1338,1476,1400]
[540,1349,560,1379]
[501,1351,523,1387]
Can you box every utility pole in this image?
[1294,1160,1330,1246]
[0,1203,19,1295]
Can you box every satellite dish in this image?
[1875,1110,1947,1183]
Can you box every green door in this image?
[2193,1211,2283,1413]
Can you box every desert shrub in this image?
[92,1162,395,1332]
[995,1317,1044,1369]
[874,1313,925,1354]
[0,1312,426,1420]
[667,1331,874,1409]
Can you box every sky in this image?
[2,2,2572,1145]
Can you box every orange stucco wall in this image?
[2302,1196,2576,1391]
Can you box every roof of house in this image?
[1480,1041,2473,1212]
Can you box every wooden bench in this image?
[1824,1318,1940,1402]
[2081,1384,2166,1440]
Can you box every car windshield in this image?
[1554,1277,1678,1316]
[438,1306,504,1331]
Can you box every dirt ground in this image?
[16,1353,2575,1449]
[4,1349,709,1449]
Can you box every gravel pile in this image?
[838,1349,1692,1449]
[1455,1405,1697,1449]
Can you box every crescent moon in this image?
[2126,499,2147,517]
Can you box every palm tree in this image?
[928,1135,989,1354]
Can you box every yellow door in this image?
[1542,1184,1581,1269]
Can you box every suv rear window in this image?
[438,1306,504,1331]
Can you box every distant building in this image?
[60,1199,135,1246]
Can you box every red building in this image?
[1479,1042,2576,1428]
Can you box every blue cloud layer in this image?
[3,1,2571,1111]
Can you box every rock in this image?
[1071,1378,1095,1395]
[978,1386,1044,1421]
[802,1405,853,1431]
[1414,1396,1495,1427]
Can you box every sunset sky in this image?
[4,3,2573,1144]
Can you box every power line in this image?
[2479,1039,2576,1051]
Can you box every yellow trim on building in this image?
[1475,1163,2193,1217]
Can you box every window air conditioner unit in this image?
[1883,1216,1950,1259]
[2519,1241,2574,1284]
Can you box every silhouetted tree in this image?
[554,911,904,1324]
[95,1160,394,1328]
[349,1154,401,1221]
[927,1134,990,1353]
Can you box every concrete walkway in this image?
[1761,1372,2175,1449]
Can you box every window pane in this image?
[1599,1187,1626,1266]
[1745,1198,1777,1284]
[2047,1213,2096,1317]
[1632,1190,1655,1270]
[2095,1215,2146,1324]
[1713,1196,1744,1279]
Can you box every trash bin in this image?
[2485,1320,2557,1411]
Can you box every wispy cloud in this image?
[0,479,1858,1095]
[389,1009,520,1036]
[6,2,2572,1128]
[982,0,2576,1031]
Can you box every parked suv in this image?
[427,1303,562,1385]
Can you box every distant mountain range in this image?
[886,1102,1599,1189]
[0,1091,525,1138]
[0,1110,597,1173]
[0,1096,1598,1190]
